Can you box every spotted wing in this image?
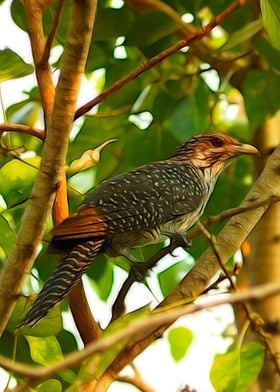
[52,162,207,243]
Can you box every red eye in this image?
[211,137,224,147]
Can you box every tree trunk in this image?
[249,111,280,391]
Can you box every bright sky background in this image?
[0,1,234,391]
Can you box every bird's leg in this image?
[165,233,192,256]
[115,248,150,281]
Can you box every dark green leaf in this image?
[87,255,114,301]
[36,380,62,392]
[125,11,177,47]
[167,326,193,362]
[94,7,134,40]
[56,329,79,356]
[0,330,32,364]
[166,78,211,140]
[255,36,280,70]
[210,342,264,392]
[243,70,280,129]
[10,0,28,31]
[0,49,33,81]
[158,260,190,297]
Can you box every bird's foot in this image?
[130,261,150,282]
[117,249,150,281]
[166,233,192,256]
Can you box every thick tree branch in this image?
[0,0,97,336]
[111,195,280,321]
[23,0,55,122]
[2,281,280,384]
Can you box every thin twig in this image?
[189,195,280,239]
[41,0,64,66]
[199,222,280,375]
[0,123,45,140]
[74,0,247,120]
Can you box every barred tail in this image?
[18,238,105,327]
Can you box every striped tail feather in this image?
[18,238,105,328]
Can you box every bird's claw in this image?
[166,233,192,256]
[130,261,150,281]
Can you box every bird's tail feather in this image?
[18,238,105,328]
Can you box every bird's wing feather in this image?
[52,162,206,242]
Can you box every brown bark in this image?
[249,112,280,391]
[0,0,97,336]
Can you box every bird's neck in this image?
[198,165,221,196]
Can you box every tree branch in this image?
[74,0,247,120]
[2,281,280,384]
[23,0,55,122]
[0,0,97,336]
[0,123,45,140]
[111,195,280,321]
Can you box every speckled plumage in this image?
[19,132,258,327]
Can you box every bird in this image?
[19,132,258,327]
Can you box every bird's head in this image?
[172,132,259,175]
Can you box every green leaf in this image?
[56,329,78,356]
[26,335,75,383]
[26,335,63,365]
[222,19,263,50]
[0,157,40,207]
[94,7,134,40]
[210,342,264,392]
[11,0,28,31]
[158,260,189,297]
[36,380,62,392]
[126,11,176,47]
[255,36,280,70]
[261,0,280,49]
[0,330,32,364]
[0,49,33,82]
[0,215,16,255]
[167,326,193,362]
[166,78,211,140]
[243,70,280,129]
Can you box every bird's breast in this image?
[106,206,204,257]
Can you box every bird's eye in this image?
[211,137,224,147]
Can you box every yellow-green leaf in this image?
[261,0,280,50]
[210,342,264,392]
[0,49,33,82]
[167,326,193,362]
[26,335,63,365]
[36,380,62,392]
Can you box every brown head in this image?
[171,132,259,176]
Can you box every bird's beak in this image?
[234,143,260,156]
